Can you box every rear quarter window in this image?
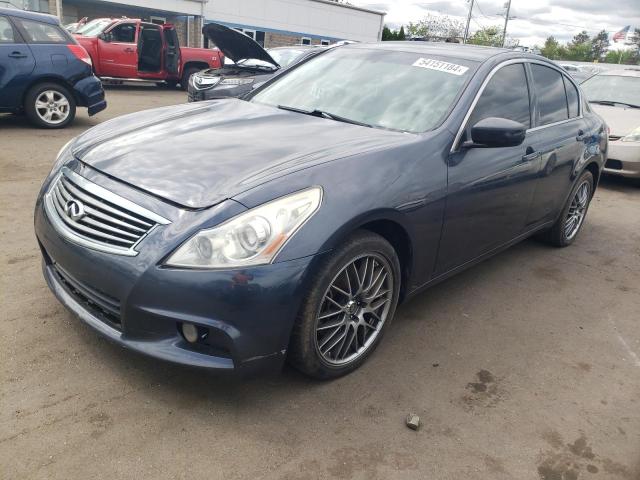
[14,18,69,44]
[563,76,580,118]
[0,16,16,43]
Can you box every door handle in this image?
[521,147,541,163]
[576,129,586,141]
[124,47,135,53]
[8,51,27,58]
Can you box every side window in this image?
[0,16,16,43]
[531,64,569,126]
[14,18,67,43]
[109,23,136,43]
[468,63,531,130]
[563,76,580,118]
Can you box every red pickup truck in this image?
[73,18,223,89]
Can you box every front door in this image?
[98,21,138,78]
[0,15,35,108]
[436,62,540,274]
[162,24,180,75]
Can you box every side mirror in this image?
[468,117,526,148]
[98,32,111,42]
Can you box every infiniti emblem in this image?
[64,199,85,220]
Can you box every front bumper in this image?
[604,141,640,178]
[73,75,107,116]
[35,191,317,376]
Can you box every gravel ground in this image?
[1,87,639,480]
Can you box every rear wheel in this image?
[24,82,76,129]
[180,67,200,91]
[537,170,594,247]
[288,231,401,379]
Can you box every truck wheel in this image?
[25,83,76,129]
[180,67,199,91]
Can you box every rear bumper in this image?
[604,141,640,178]
[73,75,107,116]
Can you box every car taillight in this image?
[67,44,92,67]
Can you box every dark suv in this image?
[0,7,106,128]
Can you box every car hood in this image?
[202,23,278,68]
[590,103,640,137]
[71,100,410,209]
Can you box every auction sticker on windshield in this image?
[412,58,469,76]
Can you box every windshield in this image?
[75,19,113,37]
[268,48,309,68]
[251,47,476,133]
[581,75,640,106]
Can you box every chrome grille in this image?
[45,167,170,256]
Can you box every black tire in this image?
[24,82,76,129]
[288,230,401,379]
[537,170,594,247]
[180,67,199,91]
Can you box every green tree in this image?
[407,14,464,39]
[468,26,503,47]
[566,31,593,61]
[397,26,406,41]
[541,36,560,59]
[591,30,609,60]
[382,25,393,41]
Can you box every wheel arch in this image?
[182,61,208,74]
[21,75,77,109]
[584,161,601,195]
[314,211,415,302]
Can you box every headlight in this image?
[621,126,640,142]
[192,74,221,90]
[43,138,74,184]
[165,187,322,268]
[219,78,254,86]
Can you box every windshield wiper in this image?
[277,105,373,128]
[590,100,640,109]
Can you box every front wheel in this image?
[180,67,199,91]
[24,83,76,129]
[538,170,594,247]
[288,231,401,379]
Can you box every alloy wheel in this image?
[564,181,590,240]
[315,253,394,366]
[35,90,70,125]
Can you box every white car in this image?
[581,69,640,179]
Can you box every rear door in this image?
[436,62,540,274]
[98,21,138,77]
[525,63,591,226]
[0,15,36,109]
[162,24,180,75]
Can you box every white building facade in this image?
[38,0,385,48]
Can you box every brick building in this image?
[13,0,385,49]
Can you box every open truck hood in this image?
[71,100,410,209]
[202,23,279,68]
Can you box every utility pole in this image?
[463,0,475,44]
[501,0,512,47]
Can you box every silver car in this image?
[581,69,640,179]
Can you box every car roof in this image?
[597,68,640,77]
[346,41,514,63]
[0,6,60,24]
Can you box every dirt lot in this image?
[1,87,639,480]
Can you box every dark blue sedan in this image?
[34,42,606,378]
[0,7,106,128]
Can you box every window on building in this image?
[563,76,580,118]
[256,31,265,47]
[530,64,569,126]
[0,16,16,43]
[301,37,311,45]
[150,16,166,25]
[234,27,256,40]
[468,63,531,130]
[321,39,330,46]
[108,23,136,43]
[14,18,67,43]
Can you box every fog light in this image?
[182,323,199,343]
